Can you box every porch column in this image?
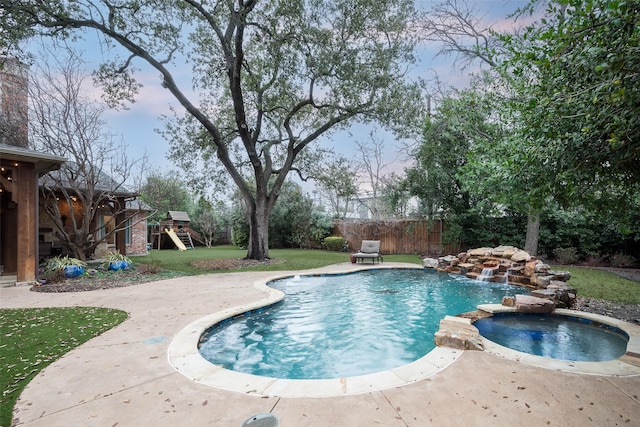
[115,197,126,255]
[16,162,37,283]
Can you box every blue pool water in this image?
[198,268,528,379]
[474,313,628,361]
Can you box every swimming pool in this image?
[198,268,528,379]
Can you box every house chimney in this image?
[0,57,29,148]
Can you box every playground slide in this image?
[165,228,187,251]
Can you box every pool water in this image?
[474,313,629,361]
[198,268,527,379]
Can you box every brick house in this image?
[38,164,151,259]
[1,58,148,286]
[37,197,150,258]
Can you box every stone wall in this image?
[423,245,577,309]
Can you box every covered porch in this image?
[0,144,65,285]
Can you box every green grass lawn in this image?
[0,307,127,427]
[131,245,423,274]
[562,266,640,304]
[1,247,638,427]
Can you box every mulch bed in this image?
[30,258,284,293]
[190,258,285,269]
[31,269,185,293]
[573,297,640,325]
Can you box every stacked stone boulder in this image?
[423,245,577,310]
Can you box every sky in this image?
[25,0,534,195]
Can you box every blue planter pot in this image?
[64,265,85,278]
[109,260,130,271]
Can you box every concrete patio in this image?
[2,263,639,426]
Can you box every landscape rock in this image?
[548,281,576,294]
[511,250,531,262]
[458,263,476,275]
[423,257,439,269]
[524,261,538,277]
[535,263,551,274]
[434,316,484,351]
[531,274,552,288]
[501,247,519,258]
[549,270,571,281]
[531,289,570,308]
[502,296,516,307]
[468,247,493,257]
[492,245,518,257]
[94,242,110,259]
[515,294,555,314]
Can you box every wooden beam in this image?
[115,197,126,255]
[16,162,37,283]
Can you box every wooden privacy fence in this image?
[333,218,460,256]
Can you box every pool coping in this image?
[477,304,640,376]
[168,267,640,399]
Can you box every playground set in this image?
[149,211,203,251]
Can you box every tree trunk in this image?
[524,211,540,256]
[245,198,270,260]
[115,203,127,256]
[67,233,87,261]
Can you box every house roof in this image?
[39,161,136,198]
[167,211,190,222]
[127,199,153,212]
[0,146,149,211]
[0,143,66,173]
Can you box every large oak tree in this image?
[1,0,424,259]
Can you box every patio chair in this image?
[351,240,383,264]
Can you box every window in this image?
[125,218,131,245]
[99,215,132,245]
[99,215,115,244]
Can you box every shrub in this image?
[44,255,87,271]
[41,255,87,279]
[230,210,250,249]
[104,250,132,264]
[40,268,67,284]
[553,247,579,265]
[610,253,636,268]
[229,181,333,250]
[289,211,333,249]
[584,252,607,267]
[102,251,133,270]
[324,236,345,251]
